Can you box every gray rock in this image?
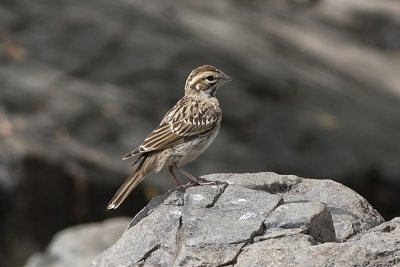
[24,218,130,267]
[93,205,182,266]
[263,202,335,243]
[205,172,383,241]
[236,218,400,267]
[91,173,396,267]
[181,185,281,247]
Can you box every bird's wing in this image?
[122,96,221,160]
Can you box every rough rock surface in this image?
[91,173,397,267]
[24,217,130,267]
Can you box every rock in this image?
[205,172,383,241]
[92,173,395,267]
[236,218,400,267]
[263,202,335,243]
[24,217,130,267]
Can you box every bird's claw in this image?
[179,178,225,190]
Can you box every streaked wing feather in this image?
[137,96,220,153]
[139,123,182,151]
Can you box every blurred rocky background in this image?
[1,0,400,266]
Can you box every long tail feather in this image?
[107,155,154,209]
[130,154,144,167]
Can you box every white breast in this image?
[171,121,221,166]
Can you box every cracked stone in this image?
[173,244,244,267]
[91,205,181,266]
[254,227,308,242]
[69,173,394,267]
[264,202,335,243]
[128,192,175,230]
[283,179,384,241]
[209,173,383,242]
[163,188,185,206]
[203,172,301,192]
[181,185,282,247]
[236,234,317,266]
[235,218,400,266]
[137,247,175,267]
[183,182,228,208]
[205,173,384,241]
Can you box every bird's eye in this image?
[205,75,215,81]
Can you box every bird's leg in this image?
[175,165,218,186]
[175,165,200,185]
[168,165,181,186]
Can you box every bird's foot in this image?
[179,178,225,189]
[197,177,221,186]
[178,181,198,190]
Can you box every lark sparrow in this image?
[108,65,232,209]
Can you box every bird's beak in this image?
[222,73,233,82]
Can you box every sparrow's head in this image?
[184,65,232,97]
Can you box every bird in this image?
[107,65,232,209]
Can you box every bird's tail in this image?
[107,154,155,209]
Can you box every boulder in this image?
[91,173,396,267]
[24,218,130,267]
